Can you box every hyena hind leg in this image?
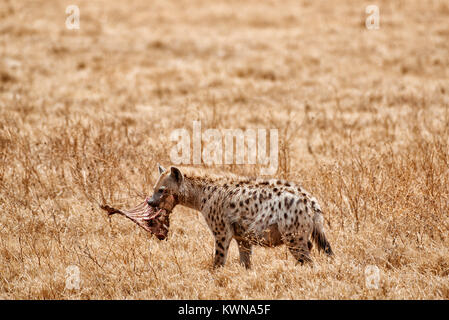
[284,235,313,265]
[236,239,252,269]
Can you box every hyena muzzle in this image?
[147,165,333,269]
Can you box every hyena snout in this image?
[147,197,158,207]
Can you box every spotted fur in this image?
[148,165,333,269]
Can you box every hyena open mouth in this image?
[101,198,171,240]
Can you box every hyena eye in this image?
[158,188,165,193]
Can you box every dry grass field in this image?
[1,0,448,299]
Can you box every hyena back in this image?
[147,165,333,269]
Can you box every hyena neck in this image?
[178,175,221,212]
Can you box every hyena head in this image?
[147,164,183,212]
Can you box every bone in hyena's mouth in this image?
[100,198,171,240]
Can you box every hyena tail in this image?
[312,211,333,256]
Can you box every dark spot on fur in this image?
[285,197,291,208]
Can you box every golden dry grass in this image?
[0,0,448,299]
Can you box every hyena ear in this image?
[170,166,183,184]
[158,163,166,175]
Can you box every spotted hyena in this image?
[147,165,333,268]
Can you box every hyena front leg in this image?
[283,233,313,265]
[212,228,233,268]
[236,239,252,269]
